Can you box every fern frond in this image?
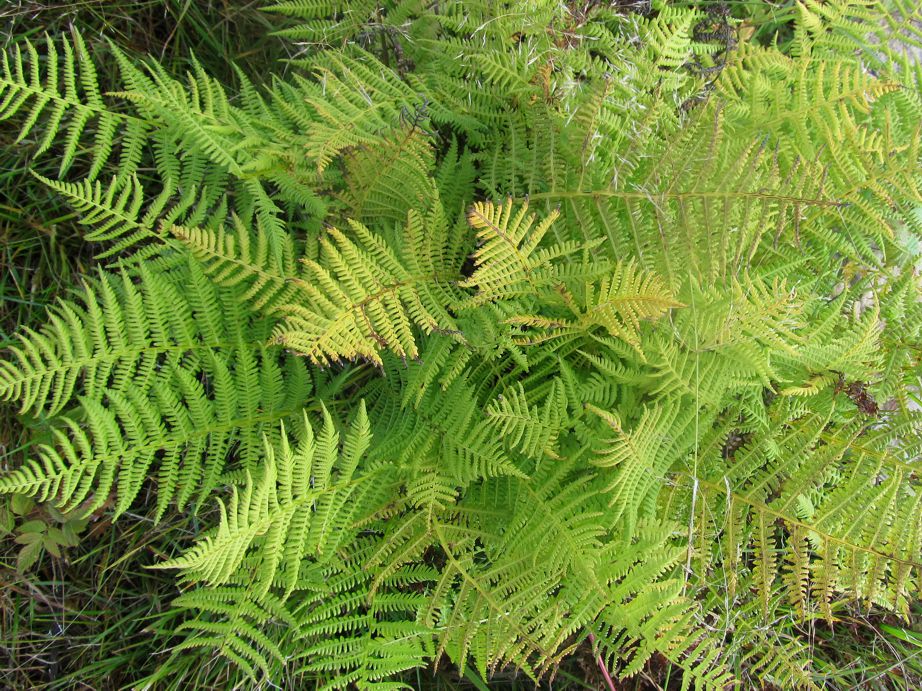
[172,216,302,312]
[462,198,590,306]
[676,403,922,616]
[341,123,438,226]
[427,465,727,685]
[265,0,384,46]
[33,174,175,259]
[0,263,200,416]
[280,51,420,173]
[113,53,245,177]
[0,345,310,518]
[589,403,696,534]
[0,261,312,517]
[508,261,680,355]
[156,404,393,597]
[275,213,462,366]
[170,586,297,680]
[112,49,325,233]
[0,31,148,179]
[294,547,435,689]
[369,365,527,491]
[485,380,566,460]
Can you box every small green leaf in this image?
[0,506,12,536]
[43,536,62,558]
[46,525,67,545]
[18,520,46,535]
[17,539,44,572]
[11,494,35,516]
[14,530,43,546]
[60,522,82,546]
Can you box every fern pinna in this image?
[1,0,921,688]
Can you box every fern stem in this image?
[587,633,617,691]
[522,189,848,208]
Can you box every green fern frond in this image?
[170,586,297,680]
[172,217,302,312]
[369,365,527,490]
[281,50,420,173]
[112,53,246,176]
[341,124,438,225]
[0,261,312,517]
[0,31,148,179]
[294,546,436,689]
[794,0,922,77]
[0,263,203,416]
[508,261,680,355]
[589,403,696,534]
[485,380,566,460]
[264,0,385,46]
[676,402,922,617]
[33,174,174,259]
[0,345,311,519]
[427,464,725,685]
[156,404,393,597]
[111,49,326,233]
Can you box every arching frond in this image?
[0,345,310,519]
[0,263,207,416]
[156,404,394,597]
[508,261,680,355]
[0,31,148,179]
[462,199,591,306]
[485,379,566,460]
[172,217,302,313]
[274,212,463,365]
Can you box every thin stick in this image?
[588,633,617,691]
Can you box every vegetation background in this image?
[0,1,920,689]
[0,7,298,689]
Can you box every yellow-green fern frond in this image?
[0,346,310,519]
[485,380,566,460]
[275,214,462,365]
[462,198,593,306]
[590,403,696,533]
[509,261,679,355]
[172,217,301,312]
